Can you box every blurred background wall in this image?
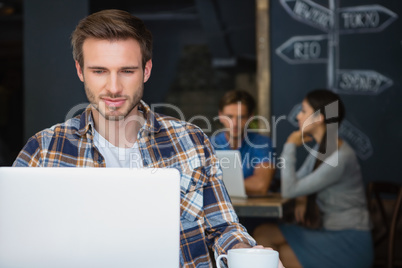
[0,0,401,187]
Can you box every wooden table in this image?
[231,193,292,218]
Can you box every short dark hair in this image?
[218,90,256,116]
[71,9,153,69]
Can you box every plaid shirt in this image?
[14,101,256,267]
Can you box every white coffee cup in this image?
[216,248,279,268]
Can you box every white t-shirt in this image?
[93,129,143,168]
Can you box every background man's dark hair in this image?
[218,90,256,116]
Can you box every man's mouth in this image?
[102,98,126,108]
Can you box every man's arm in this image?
[203,166,257,252]
[202,136,257,253]
[193,133,285,268]
[13,136,41,167]
[244,163,275,195]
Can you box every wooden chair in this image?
[367,182,402,268]
[388,185,402,268]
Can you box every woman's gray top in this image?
[281,142,371,231]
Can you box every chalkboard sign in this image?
[271,0,402,183]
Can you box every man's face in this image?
[218,103,251,140]
[75,38,152,121]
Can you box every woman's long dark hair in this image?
[303,89,345,228]
[305,89,345,169]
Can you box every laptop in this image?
[0,167,181,268]
[215,150,248,198]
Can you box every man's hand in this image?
[231,242,252,249]
[232,243,285,268]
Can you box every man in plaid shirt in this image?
[14,9,282,268]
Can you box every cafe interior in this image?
[0,0,401,267]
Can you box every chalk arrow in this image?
[339,5,398,34]
[339,120,373,160]
[335,70,393,95]
[276,35,328,64]
[280,0,333,32]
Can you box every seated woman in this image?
[253,89,373,268]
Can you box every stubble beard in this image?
[84,82,144,121]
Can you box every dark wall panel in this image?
[24,0,89,141]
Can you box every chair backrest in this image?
[366,181,402,268]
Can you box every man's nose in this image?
[232,117,238,128]
[107,73,122,95]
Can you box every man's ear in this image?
[143,60,152,83]
[75,60,84,82]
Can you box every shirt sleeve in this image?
[12,136,42,167]
[203,136,256,256]
[250,135,275,164]
[280,143,346,198]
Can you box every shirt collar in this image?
[138,100,162,133]
[77,106,94,137]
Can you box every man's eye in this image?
[122,70,134,74]
[93,70,104,74]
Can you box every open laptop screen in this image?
[0,167,180,268]
[215,150,247,198]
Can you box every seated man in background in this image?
[211,90,276,196]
